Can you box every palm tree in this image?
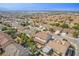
[16,33,28,45]
[16,32,37,55]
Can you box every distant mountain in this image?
[0,7,8,11]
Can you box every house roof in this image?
[47,39,70,55]
[0,32,14,48]
[62,28,76,34]
[2,43,30,56]
[52,26,63,32]
[61,28,76,37]
[0,32,30,56]
[34,31,52,44]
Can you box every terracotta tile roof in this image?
[47,40,70,55]
[52,26,63,32]
[0,32,14,48]
[62,28,76,34]
[34,31,52,44]
[0,32,30,56]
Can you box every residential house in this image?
[46,39,72,56]
[52,26,63,35]
[0,32,30,56]
[61,28,76,37]
[34,31,52,48]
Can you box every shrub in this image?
[60,23,69,28]
[73,31,79,38]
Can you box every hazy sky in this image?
[0,3,79,10]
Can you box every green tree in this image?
[61,23,69,28]
[49,27,54,33]
[21,21,30,27]
[73,24,79,30]
[3,23,11,27]
[16,32,37,55]
[2,26,17,39]
[73,31,79,38]
[54,23,60,26]
[16,33,29,44]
